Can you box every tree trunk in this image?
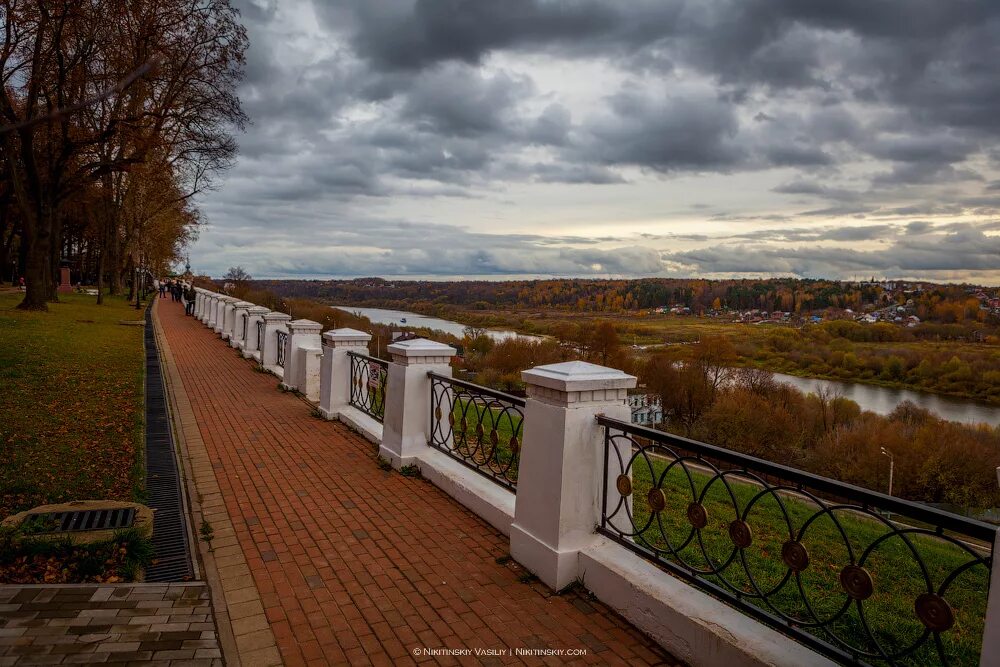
[47,212,63,302]
[18,209,50,311]
[95,243,104,305]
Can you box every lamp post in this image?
[880,446,894,497]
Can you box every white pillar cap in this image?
[233,301,254,309]
[323,328,371,344]
[523,361,636,406]
[218,295,238,303]
[263,311,292,322]
[522,361,636,392]
[289,319,323,333]
[247,306,270,315]
[387,338,455,364]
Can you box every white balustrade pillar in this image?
[229,302,254,349]
[205,294,219,327]
[242,307,271,359]
[198,289,210,320]
[280,319,323,395]
[218,297,237,338]
[980,467,1000,667]
[318,329,371,420]
[380,338,456,468]
[200,292,213,324]
[509,361,636,591]
[208,294,222,331]
[193,288,203,318]
[261,312,292,372]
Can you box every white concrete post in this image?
[280,319,323,393]
[318,328,371,420]
[261,311,292,372]
[509,361,636,591]
[229,302,254,349]
[380,338,456,468]
[980,467,1000,667]
[193,288,204,318]
[242,307,271,360]
[198,289,210,320]
[205,294,219,327]
[210,294,224,329]
[219,297,237,339]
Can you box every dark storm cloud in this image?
[240,0,1000,193]
[191,0,1000,281]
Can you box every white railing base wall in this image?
[188,299,998,667]
[580,538,838,667]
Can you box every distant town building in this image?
[628,394,662,426]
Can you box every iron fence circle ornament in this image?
[509,435,519,453]
[435,406,442,420]
[686,502,708,529]
[490,429,499,445]
[840,565,875,600]
[647,488,667,513]
[448,413,455,426]
[616,475,632,497]
[781,540,809,572]
[915,593,955,633]
[728,520,753,549]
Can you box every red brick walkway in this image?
[157,300,677,666]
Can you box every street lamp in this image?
[880,447,894,497]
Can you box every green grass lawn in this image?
[0,291,145,518]
[618,449,991,666]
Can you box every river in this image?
[334,305,1000,427]
[332,305,545,343]
[767,372,1000,427]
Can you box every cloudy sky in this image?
[191,0,1000,284]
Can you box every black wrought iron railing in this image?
[597,416,995,667]
[275,330,287,367]
[242,313,248,342]
[428,373,525,491]
[348,351,388,423]
[255,320,263,351]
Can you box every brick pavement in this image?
[0,583,220,665]
[156,299,680,666]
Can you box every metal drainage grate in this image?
[23,508,136,533]
[142,305,195,582]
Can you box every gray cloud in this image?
[189,0,1000,284]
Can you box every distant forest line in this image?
[253,276,997,325]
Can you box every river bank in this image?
[334,303,1000,427]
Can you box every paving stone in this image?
[0,585,220,667]
[153,294,680,666]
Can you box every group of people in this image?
[155,278,196,315]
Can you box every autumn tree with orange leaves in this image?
[0,0,247,309]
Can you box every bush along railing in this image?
[428,372,525,491]
[596,416,995,667]
[275,330,287,367]
[348,351,388,423]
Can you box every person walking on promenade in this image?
[159,280,167,298]
[185,284,196,315]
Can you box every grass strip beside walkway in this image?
[0,291,145,518]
